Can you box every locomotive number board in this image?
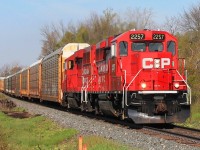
[130,33,145,40]
[152,34,165,40]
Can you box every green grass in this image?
[0,112,77,150]
[0,111,137,150]
[186,102,200,129]
[58,135,137,150]
[0,93,137,150]
[0,93,6,100]
[83,136,136,150]
[177,102,200,129]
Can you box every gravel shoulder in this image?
[8,97,200,150]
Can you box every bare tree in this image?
[180,3,200,32]
[84,9,120,43]
[39,21,66,58]
[0,64,10,76]
[163,16,181,34]
[0,62,22,76]
[124,8,156,30]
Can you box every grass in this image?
[177,102,200,129]
[0,93,137,150]
[0,93,6,100]
[185,102,200,129]
[58,135,136,150]
[82,136,135,150]
[0,111,136,150]
[0,112,77,150]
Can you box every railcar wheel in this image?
[94,98,99,115]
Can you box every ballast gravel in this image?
[9,97,200,150]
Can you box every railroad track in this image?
[142,125,200,147]
[51,103,200,147]
[7,96,200,148]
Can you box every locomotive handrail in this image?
[122,70,126,109]
[81,75,96,103]
[176,70,191,104]
[124,69,142,106]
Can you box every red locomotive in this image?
[62,29,191,123]
[1,29,191,124]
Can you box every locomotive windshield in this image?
[149,43,163,52]
[131,42,164,52]
[132,43,146,51]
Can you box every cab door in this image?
[110,41,128,91]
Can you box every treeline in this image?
[39,8,156,58]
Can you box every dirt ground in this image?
[0,98,33,119]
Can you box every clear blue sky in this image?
[0,0,199,68]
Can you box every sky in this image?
[0,0,199,68]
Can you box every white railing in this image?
[176,70,191,104]
[124,69,142,106]
[81,75,96,103]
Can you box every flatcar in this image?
[0,29,191,124]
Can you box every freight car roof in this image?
[29,59,43,68]
[42,47,62,61]
[42,43,90,61]
[62,43,90,58]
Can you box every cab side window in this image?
[68,60,74,70]
[167,41,176,56]
[119,41,128,56]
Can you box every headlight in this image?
[174,83,180,89]
[154,59,160,68]
[141,82,147,89]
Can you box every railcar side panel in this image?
[7,76,12,94]
[0,77,4,92]
[4,77,8,93]
[41,53,60,102]
[15,73,21,96]
[29,61,41,98]
[21,69,29,97]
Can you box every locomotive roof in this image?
[111,29,174,42]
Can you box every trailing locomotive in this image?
[0,29,191,124]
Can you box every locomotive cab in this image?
[110,30,191,123]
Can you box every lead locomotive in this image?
[63,29,191,123]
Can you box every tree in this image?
[0,62,22,76]
[124,8,156,30]
[39,21,66,58]
[180,3,200,32]
[176,3,200,104]
[83,9,119,44]
[40,8,157,53]
[163,16,181,35]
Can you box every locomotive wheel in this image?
[80,104,84,112]
[94,98,99,115]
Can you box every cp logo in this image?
[142,58,170,69]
